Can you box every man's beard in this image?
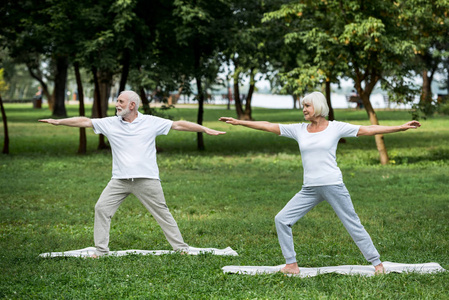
[116,105,130,117]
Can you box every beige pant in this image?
[94,178,188,256]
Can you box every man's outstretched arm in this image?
[171,120,226,136]
[39,117,93,128]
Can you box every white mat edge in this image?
[40,246,238,258]
[222,261,446,277]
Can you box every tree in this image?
[171,0,233,150]
[2,0,88,116]
[398,0,449,115]
[0,49,40,101]
[1,1,54,108]
[264,41,306,110]
[0,69,9,154]
[266,0,421,164]
[78,0,148,149]
[224,0,289,120]
[265,1,364,122]
[73,62,87,154]
[131,0,188,115]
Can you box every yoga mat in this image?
[40,246,238,258]
[222,261,445,277]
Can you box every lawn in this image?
[1,103,448,299]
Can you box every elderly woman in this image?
[219,91,421,275]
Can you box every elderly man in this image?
[39,90,226,257]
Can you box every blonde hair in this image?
[301,92,329,117]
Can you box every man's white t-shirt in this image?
[91,112,173,180]
[279,121,360,187]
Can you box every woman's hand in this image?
[219,117,240,125]
[399,120,421,131]
[219,117,280,135]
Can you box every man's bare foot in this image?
[90,253,99,259]
[280,262,300,274]
[176,248,189,255]
[374,263,385,275]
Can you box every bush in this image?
[438,102,449,116]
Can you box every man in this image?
[39,90,226,257]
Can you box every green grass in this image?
[1,103,448,299]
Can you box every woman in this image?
[219,91,421,275]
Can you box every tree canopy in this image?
[1,0,448,156]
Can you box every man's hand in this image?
[38,119,60,125]
[38,117,93,128]
[171,120,226,135]
[204,128,226,136]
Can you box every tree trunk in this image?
[227,80,232,110]
[292,94,297,110]
[242,83,255,121]
[232,60,245,119]
[193,41,205,151]
[139,87,152,115]
[241,70,255,121]
[0,95,9,154]
[92,67,108,150]
[52,56,69,117]
[74,62,86,155]
[447,62,449,95]
[92,70,111,118]
[173,86,183,104]
[26,63,53,110]
[195,75,205,151]
[354,69,389,165]
[421,69,432,103]
[325,80,335,121]
[358,88,389,165]
[118,49,130,94]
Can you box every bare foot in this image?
[280,263,300,275]
[374,263,385,275]
[90,253,99,259]
[176,248,189,255]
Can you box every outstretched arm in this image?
[219,117,280,135]
[357,120,421,136]
[171,120,226,136]
[38,117,93,128]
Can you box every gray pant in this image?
[274,184,381,266]
[94,178,188,256]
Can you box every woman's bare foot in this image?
[374,263,385,275]
[280,262,300,274]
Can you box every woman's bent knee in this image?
[275,213,287,226]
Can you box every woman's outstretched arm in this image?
[219,117,280,135]
[357,120,421,136]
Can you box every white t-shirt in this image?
[91,112,173,180]
[280,121,360,187]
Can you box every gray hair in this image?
[120,90,141,110]
[301,92,329,117]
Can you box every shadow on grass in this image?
[392,148,449,165]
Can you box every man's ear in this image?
[129,101,136,110]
